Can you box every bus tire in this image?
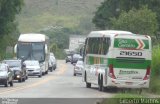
[10,80,13,87]
[85,72,91,88]
[84,72,87,82]
[45,70,48,74]
[86,82,91,88]
[98,75,105,91]
[138,89,142,94]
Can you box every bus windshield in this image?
[17,42,45,62]
[32,43,45,62]
[17,42,31,60]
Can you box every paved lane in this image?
[0,60,115,104]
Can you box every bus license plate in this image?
[125,82,133,85]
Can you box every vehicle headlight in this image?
[16,75,21,78]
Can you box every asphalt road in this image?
[0,60,115,104]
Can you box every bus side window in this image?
[99,37,110,55]
[104,38,110,54]
[84,38,89,54]
[88,38,96,54]
[95,38,99,54]
[87,38,91,54]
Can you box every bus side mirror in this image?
[45,44,48,54]
[14,44,17,54]
[22,63,26,68]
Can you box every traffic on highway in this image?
[1,1,160,104]
[0,30,152,94]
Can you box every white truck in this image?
[69,35,86,52]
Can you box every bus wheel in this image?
[86,82,91,88]
[98,75,105,91]
[85,73,91,88]
[45,70,48,74]
[84,72,87,82]
[138,89,142,94]
[121,89,126,93]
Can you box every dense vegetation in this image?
[93,0,160,35]
[0,0,24,60]
[17,0,101,33]
[149,45,160,94]
[111,6,158,36]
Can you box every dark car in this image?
[71,54,82,64]
[65,55,72,63]
[3,59,28,82]
[0,63,13,87]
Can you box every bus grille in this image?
[116,57,145,63]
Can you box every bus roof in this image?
[18,33,47,42]
[88,30,133,37]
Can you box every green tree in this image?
[92,0,119,29]
[93,0,160,30]
[0,0,24,36]
[0,0,24,60]
[111,6,158,36]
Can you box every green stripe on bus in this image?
[108,58,151,69]
[143,40,149,49]
[114,38,149,49]
[87,56,104,65]
[87,56,151,69]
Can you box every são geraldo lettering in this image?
[118,39,136,48]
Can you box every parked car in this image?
[3,59,28,82]
[48,55,57,72]
[71,54,82,64]
[0,63,13,87]
[50,52,54,56]
[24,60,42,78]
[73,60,84,76]
[65,55,72,63]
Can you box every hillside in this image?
[17,0,103,33]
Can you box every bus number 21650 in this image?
[120,51,142,56]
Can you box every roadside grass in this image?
[149,45,160,94]
[100,93,144,104]
[113,93,144,98]
[149,76,160,94]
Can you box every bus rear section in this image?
[107,34,151,88]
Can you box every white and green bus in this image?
[83,30,152,91]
